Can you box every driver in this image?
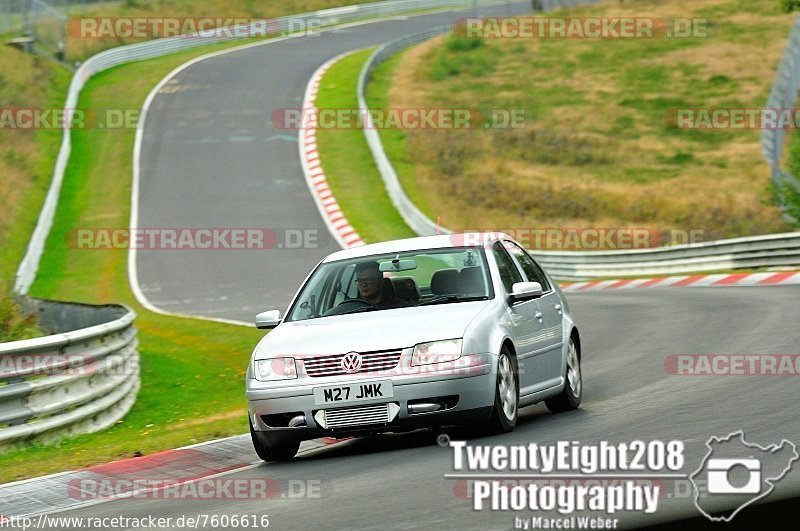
[355,261,408,310]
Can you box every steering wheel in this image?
[337,298,377,309]
[322,298,377,317]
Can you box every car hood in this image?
[253,301,490,357]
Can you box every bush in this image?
[777,179,800,225]
[0,282,42,342]
[429,33,496,81]
[445,33,484,52]
[492,128,613,167]
[781,0,800,12]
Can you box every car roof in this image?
[322,232,510,263]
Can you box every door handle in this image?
[554,304,562,313]
[534,311,543,321]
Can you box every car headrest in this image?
[391,277,419,302]
[430,269,459,295]
[459,266,484,295]
[382,277,396,298]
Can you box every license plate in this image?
[313,380,393,405]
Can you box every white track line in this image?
[129,37,310,328]
[129,13,452,325]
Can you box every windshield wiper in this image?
[418,295,489,306]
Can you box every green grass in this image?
[314,49,415,242]
[0,39,271,483]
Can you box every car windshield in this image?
[285,247,493,322]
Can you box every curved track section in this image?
[133,3,531,323]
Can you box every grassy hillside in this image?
[374,0,796,242]
[0,49,69,282]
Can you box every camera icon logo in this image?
[690,431,798,522]
[706,458,761,495]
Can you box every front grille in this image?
[303,349,402,377]
[321,403,392,429]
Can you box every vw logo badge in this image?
[341,352,362,374]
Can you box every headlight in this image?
[411,339,462,366]
[254,358,298,381]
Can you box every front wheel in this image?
[545,338,582,413]
[250,420,300,462]
[487,347,519,433]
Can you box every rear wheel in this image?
[487,346,518,433]
[545,338,582,413]
[249,420,300,462]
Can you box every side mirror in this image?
[509,282,543,304]
[255,310,281,329]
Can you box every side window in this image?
[332,264,358,306]
[504,241,551,291]
[492,242,523,293]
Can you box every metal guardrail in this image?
[358,3,800,280]
[13,0,517,295]
[531,232,800,280]
[762,15,800,222]
[0,300,139,450]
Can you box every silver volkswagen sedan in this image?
[246,233,582,461]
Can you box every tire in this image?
[249,420,300,462]
[545,337,582,413]
[487,346,519,433]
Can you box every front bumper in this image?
[246,353,496,445]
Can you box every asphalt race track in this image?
[123,3,800,528]
[47,286,800,528]
[134,3,531,323]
